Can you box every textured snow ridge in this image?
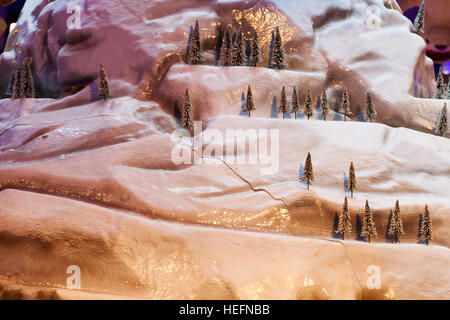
[0,0,449,299]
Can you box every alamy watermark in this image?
[66,265,81,289]
[67,5,81,30]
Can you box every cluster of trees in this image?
[187,21,285,69]
[7,57,35,99]
[301,153,433,244]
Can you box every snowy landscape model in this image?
[0,0,449,299]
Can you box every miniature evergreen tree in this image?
[182,89,194,135]
[222,28,233,67]
[302,152,314,190]
[435,103,448,136]
[245,85,256,117]
[337,197,352,240]
[339,89,352,121]
[348,162,356,198]
[279,86,288,119]
[291,87,300,119]
[434,68,446,99]
[304,89,314,120]
[271,27,286,70]
[420,205,432,245]
[249,32,262,67]
[412,1,425,34]
[232,28,245,66]
[365,92,377,122]
[98,64,110,101]
[188,20,202,65]
[10,66,22,99]
[21,58,35,98]
[388,200,404,243]
[320,90,329,121]
[361,200,377,243]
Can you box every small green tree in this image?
[279,86,288,119]
[222,27,233,67]
[232,28,245,66]
[337,197,352,240]
[271,27,286,70]
[339,89,352,121]
[434,67,447,99]
[188,21,202,65]
[420,205,432,245]
[245,85,256,117]
[302,152,314,190]
[304,89,313,120]
[388,200,404,243]
[291,87,300,119]
[348,162,356,198]
[182,89,194,136]
[412,1,425,34]
[361,200,377,243]
[249,32,262,67]
[98,64,110,101]
[365,92,377,122]
[320,90,329,121]
[435,103,448,136]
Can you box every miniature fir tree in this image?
[98,64,110,101]
[320,90,329,121]
[348,162,356,198]
[222,27,233,67]
[365,92,377,122]
[337,197,352,240]
[339,89,352,121]
[279,86,288,119]
[245,85,256,117]
[291,87,300,119]
[232,28,245,66]
[420,205,432,245]
[11,66,22,99]
[182,89,194,135]
[435,103,448,136]
[361,200,377,243]
[21,58,35,98]
[302,152,314,190]
[249,32,262,67]
[188,21,202,65]
[304,89,314,120]
[388,200,404,243]
[412,1,425,34]
[434,68,446,99]
[271,27,286,70]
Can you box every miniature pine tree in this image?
[348,162,356,198]
[182,89,194,135]
[279,86,288,119]
[98,64,110,101]
[388,200,404,243]
[412,1,425,34]
[434,68,446,99]
[232,28,245,66]
[420,205,432,245]
[435,103,448,136]
[302,152,314,190]
[361,200,377,243]
[337,197,352,240]
[10,66,22,99]
[304,89,314,120]
[339,89,352,121]
[21,58,35,98]
[245,85,256,117]
[320,90,329,121]
[271,27,286,70]
[291,87,300,119]
[249,32,262,67]
[365,92,377,122]
[188,21,202,65]
[222,28,233,67]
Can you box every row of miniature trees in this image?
[187,21,285,69]
[301,152,433,244]
[7,57,35,99]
